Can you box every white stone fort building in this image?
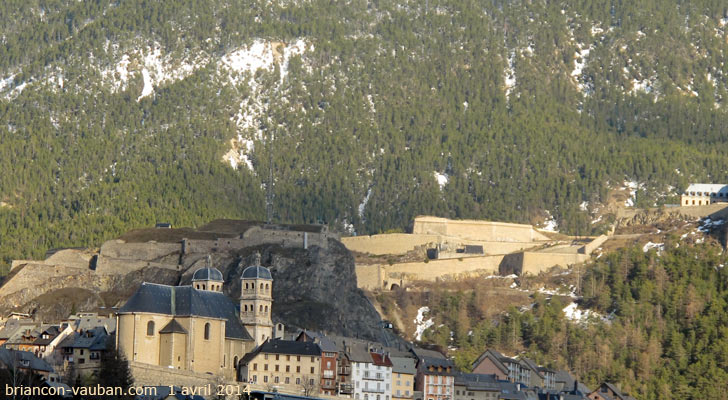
[681,183,728,206]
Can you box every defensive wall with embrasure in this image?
[348,216,607,290]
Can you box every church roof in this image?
[242,265,272,280]
[118,283,253,341]
[192,267,224,282]
[159,319,188,334]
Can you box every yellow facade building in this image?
[239,339,322,395]
[391,356,416,400]
[116,260,275,381]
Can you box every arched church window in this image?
[265,305,268,313]
[259,305,263,312]
[265,283,269,292]
[147,321,155,336]
[204,323,211,340]
[234,356,239,368]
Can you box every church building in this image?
[116,256,274,380]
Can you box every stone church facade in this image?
[116,259,274,381]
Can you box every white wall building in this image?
[350,346,393,400]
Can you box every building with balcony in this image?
[411,348,454,400]
[296,330,339,395]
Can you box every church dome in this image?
[242,265,272,280]
[192,267,224,282]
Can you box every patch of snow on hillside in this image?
[137,69,153,101]
[563,302,610,324]
[0,75,14,92]
[571,45,591,93]
[222,137,255,171]
[101,45,202,95]
[631,76,656,94]
[721,17,728,27]
[542,211,559,232]
[414,307,434,341]
[358,188,372,218]
[579,201,589,211]
[699,218,724,233]
[642,242,665,253]
[434,172,449,189]
[5,82,27,100]
[504,50,516,99]
[221,39,311,169]
[622,180,644,207]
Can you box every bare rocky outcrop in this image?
[0,224,388,341]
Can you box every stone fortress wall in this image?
[348,216,608,290]
[2,221,336,304]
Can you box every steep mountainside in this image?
[1,0,728,269]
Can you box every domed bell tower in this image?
[192,255,224,292]
[240,253,273,346]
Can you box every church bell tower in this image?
[240,253,273,346]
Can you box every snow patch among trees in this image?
[220,39,312,170]
[414,306,434,341]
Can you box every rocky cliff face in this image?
[0,235,388,342]
[178,240,386,341]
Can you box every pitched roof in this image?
[471,349,509,375]
[32,325,61,346]
[0,348,53,372]
[348,343,374,363]
[418,356,455,376]
[390,356,416,375]
[118,283,252,341]
[159,319,188,334]
[240,339,321,365]
[370,352,393,367]
[684,183,728,195]
[63,327,109,351]
[296,330,338,352]
[410,347,447,360]
[454,373,500,391]
[520,358,544,379]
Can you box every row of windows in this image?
[686,191,727,197]
[355,394,390,400]
[263,354,316,362]
[252,363,316,374]
[242,304,269,313]
[250,376,315,385]
[194,283,221,291]
[427,376,452,384]
[244,282,270,291]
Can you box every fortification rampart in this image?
[413,216,551,242]
[356,256,504,290]
[11,249,93,271]
[342,233,542,256]
[580,235,609,254]
[357,249,594,290]
[0,263,94,306]
[498,251,589,276]
[100,240,181,261]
